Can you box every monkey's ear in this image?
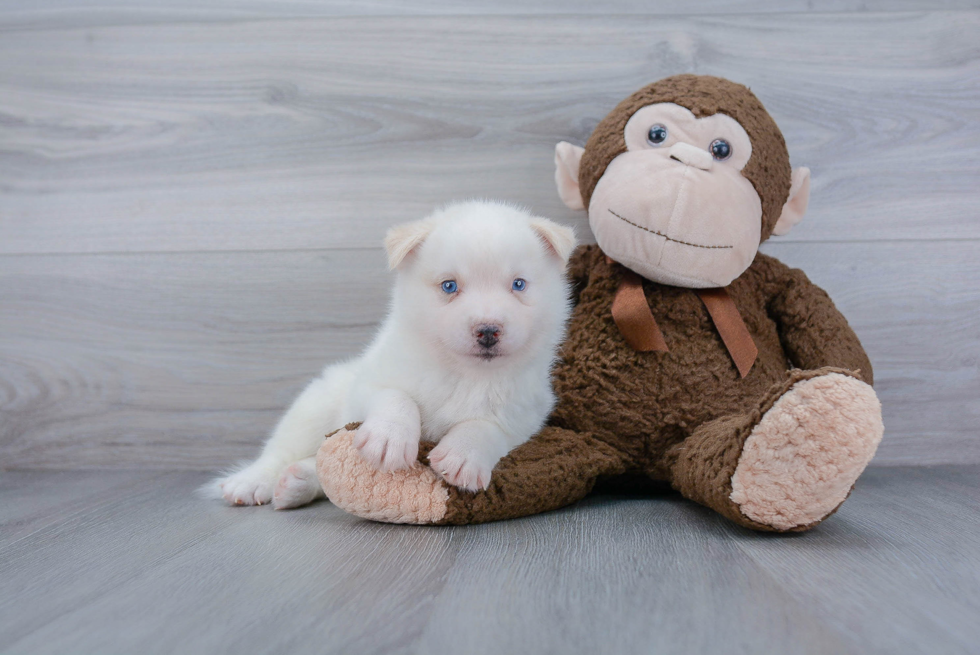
[772,167,811,236]
[384,218,435,270]
[530,218,577,265]
[555,142,586,211]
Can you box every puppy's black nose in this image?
[475,324,501,349]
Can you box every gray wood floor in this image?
[1,466,978,655]
[1,1,978,470]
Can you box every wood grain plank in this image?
[3,0,979,30]
[0,249,392,469]
[1,241,976,469]
[0,471,240,648]
[0,469,161,548]
[1,12,977,254]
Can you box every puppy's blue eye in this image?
[512,278,526,291]
[441,280,458,294]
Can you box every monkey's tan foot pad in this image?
[316,429,449,524]
[730,373,884,531]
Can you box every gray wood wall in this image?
[1,1,978,470]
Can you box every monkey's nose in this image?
[669,142,713,171]
[474,324,501,349]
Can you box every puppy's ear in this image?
[385,218,435,270]
[530,218,577,266]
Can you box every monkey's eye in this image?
[647,124,668,146]
[441,280,458,294]
[710,139,732,161]
[512,278,526,292]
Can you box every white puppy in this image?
[208,201,576,509]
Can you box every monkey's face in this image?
[588,103,761,288]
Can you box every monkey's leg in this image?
[316,424,628,525]
[666,368,884,532]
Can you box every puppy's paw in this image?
[216,463,281,506]
[428,443,496,493]
[273,459,322,510]
[353,419,420,472]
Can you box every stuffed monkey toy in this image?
[315,74,884,532]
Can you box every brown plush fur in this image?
[579,74,792,242]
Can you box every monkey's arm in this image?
[766,260,874,385]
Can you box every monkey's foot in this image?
[316,427,450,525]
[730,373,884,530]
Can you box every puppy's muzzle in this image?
[474,324,501,349]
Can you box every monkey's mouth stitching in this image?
[608,209,733,250]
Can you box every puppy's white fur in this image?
[206,201,575,508]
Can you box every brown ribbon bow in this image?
[610,268,758,379]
